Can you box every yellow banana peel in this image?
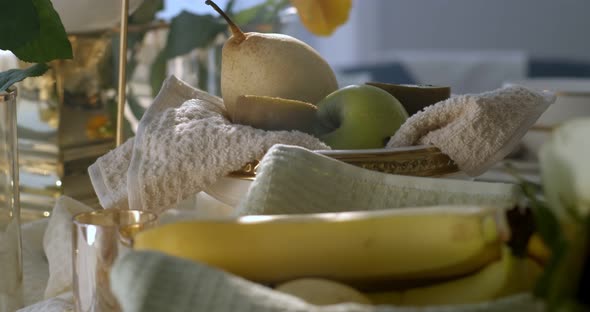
[290,0,352,36]
[367,247,543,306]
[134,206,508,287]
[527,233,551,265]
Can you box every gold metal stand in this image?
[116,0,130,147]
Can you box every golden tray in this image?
[230,145,458,179]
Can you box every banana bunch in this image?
[133,205,545,306]
[274,246,542,307]
[366,246,542,306]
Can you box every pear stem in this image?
[205,0,246,44]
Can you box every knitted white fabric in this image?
[89,76,328,213]
[88,139,134,210]
[387,86,555,176]
[42,196,93,299]
[110,250,543,312]
[17,294,74,312]
[236,145,523,216]
[21,220,49,307]
[17,197,227,312]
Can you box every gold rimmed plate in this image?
[229,145,458,179]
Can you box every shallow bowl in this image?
[204,145,458,208]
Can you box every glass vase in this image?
[0,86,23,311]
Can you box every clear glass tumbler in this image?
[0,86,23,311]
[72,209,157,312]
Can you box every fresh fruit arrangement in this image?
[128,1,555,308]
[205,0,450,150]
[134,206,545,306]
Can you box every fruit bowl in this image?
[203,145,458,209]
[229,145,458,179]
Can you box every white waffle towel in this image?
[236,145,522,216]
[42,196,93,299]
[109,250,543,312]
[88,76,328,213]
[387,86,555,176]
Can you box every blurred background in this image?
[5,0,590,214]
[160,0,590,93]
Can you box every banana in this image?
[527,233,551,265]
[274,278,372,306]
[367,247,543,306]
[134,205,509,287]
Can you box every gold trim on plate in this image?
[229,146,458,179]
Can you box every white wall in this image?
[284,0,590,68]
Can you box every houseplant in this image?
[520,118,590,311]
[0,1,71,310]
[0,0,72,91]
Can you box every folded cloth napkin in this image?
[17,294,74,312]
[387,86,555,176]
[89,75,328,212]
[18,196,221,312]
[236,145,523,216]
[21,220,49,306]
[43,196,93,299]
[16,196,91,312]
[110,250,543,312]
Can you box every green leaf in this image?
[534,240,567,299]
[150,50,167,97]
[505,163,563,249]
[0,0,40,51]
[12,0,72,63]
[197,56,209,91]
[233,3,265,26]
[225,0,236,15]
[127,88,147,120]
[130,0,165,25]
[0,63,49,92]
[233,0,290,30]
[164,11,226,59]
[519,180,564,248]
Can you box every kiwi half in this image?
[366,82,451,116]
[231,95,318,133]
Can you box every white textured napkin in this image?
[20,220,49,307]
[236,145,523,216]
[43,196,94,299]
[110,250,543,312]
[18,294,74,312]
[18,198,88,312]
[88,75,328,213]
[387,86,555,176]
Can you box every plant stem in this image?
[205,0,246,43]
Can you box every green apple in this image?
[314,85,409,149]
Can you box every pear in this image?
[232,95,318,133]
[206,0,338,117]
[366,82,451,116]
